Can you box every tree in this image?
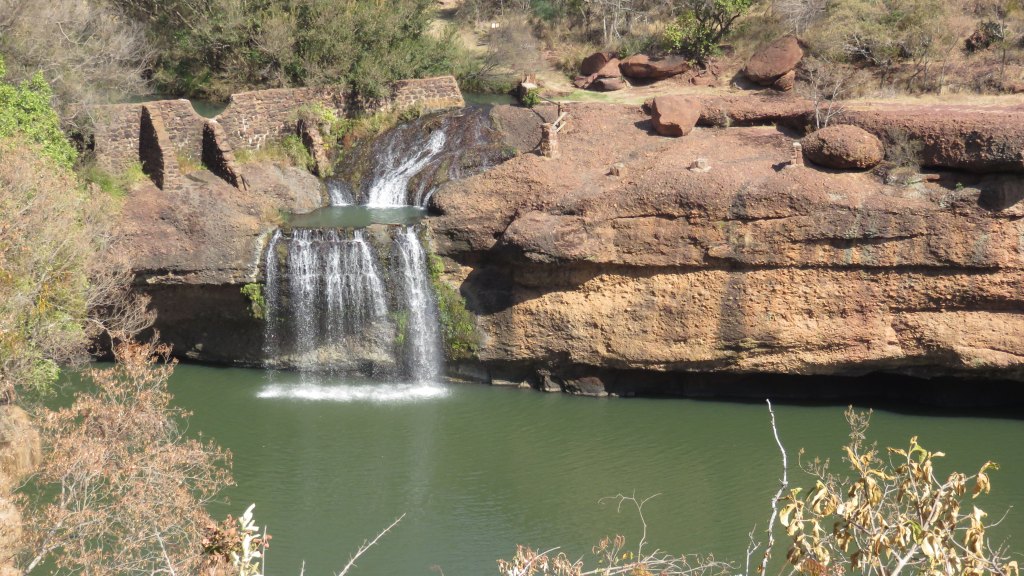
[0,0,149,132]
[16,341,233,576]
[664,0,754,62]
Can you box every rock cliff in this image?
[428,103,1024,394]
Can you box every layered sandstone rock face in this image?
[429,103,1024,390]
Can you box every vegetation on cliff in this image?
[0,58,150,400]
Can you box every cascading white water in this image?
[394,226,442,382]
[263,110,498,382]
[365,127,447,207]
[263,229,283,361]
[265,228,388,371]
[327,180,354,206]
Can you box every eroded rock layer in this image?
[428,103,1024,391]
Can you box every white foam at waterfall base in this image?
[257,381,450,403]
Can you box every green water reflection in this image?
[166,366,1024,576]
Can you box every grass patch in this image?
[77,160,146,198]
[235,135,314,172]
[175,151,203,173]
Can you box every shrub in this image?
[664,0,754,62]
[240,283,266,320]
[78,160,147,198]
[0,57,77,169]
[17,342,232,575]
[426,252,480,362]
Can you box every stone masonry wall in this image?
[390,76,466,113]
[216,86,347,151]
[91,75,464,187]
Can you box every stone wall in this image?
[390,76,466,113]
[91,76,464,188]
[216,86,347,151]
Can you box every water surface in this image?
[167,367,1024,576]
[287,206,426,229]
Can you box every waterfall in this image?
[264,229,389,372]
[262,109,500,382]
[394,226,442,382]
[263,229,282,361]
[327,180,355,206]
[365,125,447,207]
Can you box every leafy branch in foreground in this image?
[497,493,731,576]
[778,408,1018,576]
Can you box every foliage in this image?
[521,88,542,108]
[113,0,465,102]
[0,69,153,402]
[78,161,147,198]
[202,504,270,576]
[0,58,78,169]
[663,0,754,61]
[810,0,955,86]
[17,341,233,576]
[498,494,732,576]
[0,0,150,131]
[236,136,315,172]
[778,408,1018,576]
[241,283,266,321]
[426,252,480,362]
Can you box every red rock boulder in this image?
[594,58,622,78]
[580,52,616,76]
[650,96,700,137]
[744,36,804,85]
[591,77,627,91]
[620,54,691,80]
[802,124,885,170]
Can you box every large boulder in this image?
[744,36,804,85]
[591,77,627,91]
[594,58,622,78]
[620,54,691,80]
[802,124,885,170]
[580,51,616,76]
[650,96,700,137]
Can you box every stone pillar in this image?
[139,105,181,190]
[202,120,248,190]
[790,142,805,168]
[540,123,560,159]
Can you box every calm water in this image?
[287,206,426,229]
[167,366,1024,576]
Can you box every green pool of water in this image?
[163,366,1024,576]
[287,206,426,229]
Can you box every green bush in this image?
[78,161,147,198]
[240,283,266,320]
[663,0,754,62]
[0,56,77,169]
[520,87,541,108]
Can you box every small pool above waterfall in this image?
[286,205,426,229]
